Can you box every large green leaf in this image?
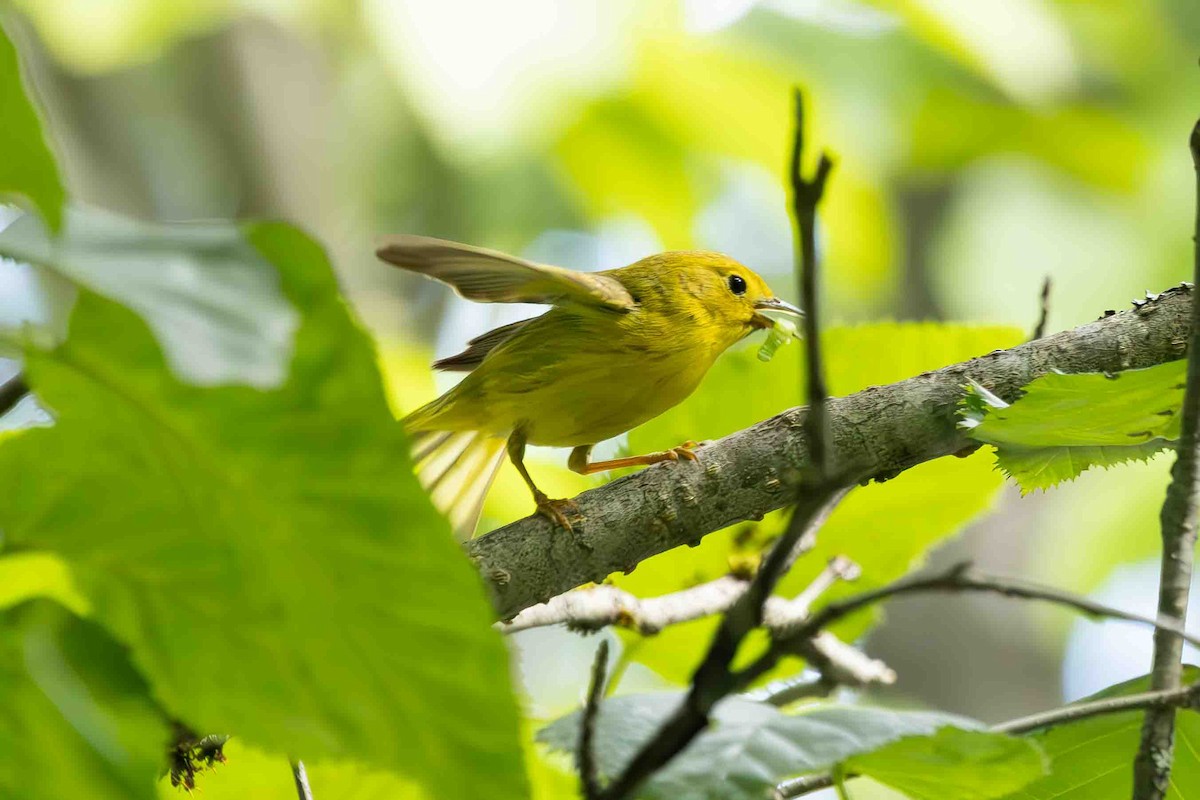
[847,727,1047,800]
[619,323,1023,683]
[540,692,1043,800]
[961,361,1186,492]
[999,668,1200,799]
[0,223,528,799]
[0,209,299,387]
[0,19,64,230]
[0,601,168,800]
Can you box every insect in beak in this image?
[752,297,805,329]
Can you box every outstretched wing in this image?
[376,235,635,312]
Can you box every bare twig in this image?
[0,370,28,417]
[790,88,835,475]
[996,683,1200,735]
[1031,276,1052,340]
[1132,117,1200,799]
[580,640,610,800]
[292,761,314,800]
[498,555,856,636]
[780,562,1200,651]
[588,86,844,800]
[776,681,1200,798]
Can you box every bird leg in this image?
[506,430,581,531]
[567,441,700,475]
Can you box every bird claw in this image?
[535,494,583,533]
[671,441,700,462]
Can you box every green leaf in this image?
[961,361,1186,492]
[847,727,1047,800]
[0,600,168,800]
[0,552,89,615]
[0,208,300,387]
[620,323,1023,684]
[541,693,1043,800]
[998,668,1200,799]
[0,19,65,231]
[0,222,528,799]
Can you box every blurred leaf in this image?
[0,19,65,230]
[1,600,168,800]
[961,361,1185,492]
[909,91,1147,192]
[998,667,1200,799]
[846,727,1047,800]
[620,323,1022,683]
[12,0,230,73]
[0,223,528,799]
[0,209,300,388]
[540,692,1040,800]
[0,552,89,614]
[556,97,696,248]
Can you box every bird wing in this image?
[432,317,537,373]
[376,235,635,312]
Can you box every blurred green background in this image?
[5,0,1200,752]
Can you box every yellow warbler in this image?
[377,236,802,538]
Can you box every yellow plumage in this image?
[378,236,801,538]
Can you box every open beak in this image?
[752,297,804,329]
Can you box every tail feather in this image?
[409,428,505,540]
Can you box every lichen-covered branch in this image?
[468,285,1193,620]
[497,555,857,636]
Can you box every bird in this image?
[377,235,803,539]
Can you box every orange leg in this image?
[568,441,700,476]
[506,430,581,531]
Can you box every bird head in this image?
[619,252,802,347]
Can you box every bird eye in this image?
[728,275,747,295]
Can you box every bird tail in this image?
[407,427,506,540]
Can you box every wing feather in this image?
[376,235,634,312]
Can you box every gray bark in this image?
[468,285,1194,621]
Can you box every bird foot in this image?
[535,493,583,533]
[667,441,700,462]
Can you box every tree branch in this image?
[0,370,28,417]
[1132,117,1200,799]
[468,284,1193,621]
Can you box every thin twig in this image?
[580,640,611,800]
[0,370,28,417]
[780,562,1200,651]
[996,683,1200,735]
[1031,276,1052,340]
[292,760,314,800]
[776,682,1200,798]
[791,88,835,476]
[1132,116,1200,799]
[590,87,843,800]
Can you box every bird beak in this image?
[752,297,804,329]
